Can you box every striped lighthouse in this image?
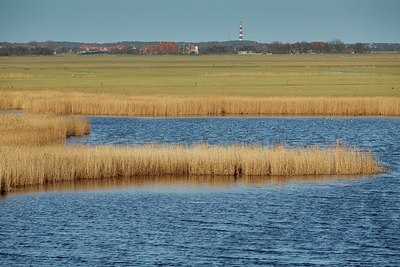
[239,21,243,41]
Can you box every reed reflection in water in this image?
[3,174,367,197]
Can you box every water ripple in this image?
[1,117,399,265]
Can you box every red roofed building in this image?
[140,42,179,54]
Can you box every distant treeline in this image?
[200,40,396,54]
[1,40,399,56]
[0,46,55,56]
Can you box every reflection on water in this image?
[0,109,23,115]
[3,175,364,197]
[1,173,399,266]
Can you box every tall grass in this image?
[1,91,399,116]
[0,114,90,145]
[0,114,385,193]
[0,144,384,193]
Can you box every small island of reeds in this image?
[0,114,385,193]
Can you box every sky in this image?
[1,0,399,43]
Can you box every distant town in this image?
[1,40,399,56]
[2,21,400,56]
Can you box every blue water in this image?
[67,117,400,170]
[1,117,400,266]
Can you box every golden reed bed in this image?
[0,114,384,193]
[0,114,89,145]
[0,144,383,193]
[1,91,399,116]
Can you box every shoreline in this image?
[3,108,400,118]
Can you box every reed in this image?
[0,144,384,193]
[0,114,90,145]
[1,91,400,117]
[0,114,385,193]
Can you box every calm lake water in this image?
[1,117,400,266]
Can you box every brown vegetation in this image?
[0,114,384,193]
[0,114,89,145]
[0,144,384,193]
[1,91,399,117]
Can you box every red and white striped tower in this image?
[239,21,243,41]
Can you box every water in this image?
[0,110,23,115]
[1,117,400,266]
[67,117,400,170]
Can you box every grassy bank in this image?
[0,144,384,193]
[1,91,399,116]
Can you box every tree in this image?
[268,41,290,54]
[329,39,345,53]
[353,43,368,53]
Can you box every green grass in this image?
[0,54,399,96]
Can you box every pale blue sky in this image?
[1,0,399,43]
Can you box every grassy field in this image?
[0,54,399,97]
[0,54,399,116]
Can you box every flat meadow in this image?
[0,54,399,96]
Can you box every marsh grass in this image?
[1,91,399,116]
[0,107,386,193]
[0,144,384,193]
[0,55,392,193]
[0,114,90,145]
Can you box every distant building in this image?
[140,42,179,55]
[237,51,263,55]
[79,45,109,54]
[184,44,199,55]
[78,44,137,55]
[114,45,126,50]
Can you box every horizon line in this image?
[1,39,400,45]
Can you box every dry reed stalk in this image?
[1,91,399,116]
[0,144,384,193]
[0,114,90,145]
